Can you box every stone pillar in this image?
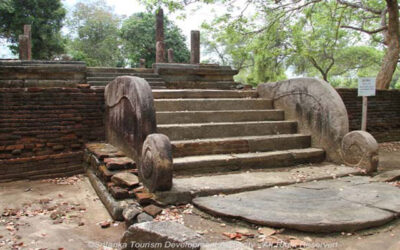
[167,48,174,63]
[19,35,29,60]
[155,8,164,43]
[139,58,146,68]
[190,30,200,64]
[155,8,165,63]
[23,25,32,60]
[156,41,165,63]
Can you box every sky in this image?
[0,0,228,59]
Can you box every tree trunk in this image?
[376,0,399,89]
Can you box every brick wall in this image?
[0,87,105,181]
[337,88,400,142]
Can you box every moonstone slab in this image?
[193,176,400,232]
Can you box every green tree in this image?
[120,12,190,67]
[0,0,66,59]
[141,0,399,89]
[66,0,124,67]
[287,2,382,82]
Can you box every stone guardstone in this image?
[104,76,156,165]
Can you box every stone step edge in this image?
[156,109,281,114]
[154,98,269,101]
[155,164,362,205]
[170,134,311,158]
[158,120,297,128]
[171,133,309,144]
[173,148,324,166]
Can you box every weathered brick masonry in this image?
[337,88,400,142]
[0,87,105,181]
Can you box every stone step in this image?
[166,81,237,90]
[154,98,272,111]
[157,120,297,140]
[86,67,154,74]
[157,110,284,124]
[88,81,166,87]
[152,89,257,99]
[86,72,157,77]
[87,76,163,81]
[155,164,361,204]
[171,134,311,157]
[172,148,325,175]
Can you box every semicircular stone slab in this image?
[193,177,400,233]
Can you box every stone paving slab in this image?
[192,176,400,233]
[155,164,361,204]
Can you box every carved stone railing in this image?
[105,76,173,191]
[257,78,379,173]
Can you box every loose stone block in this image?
[123,206,142,227]
[143,204,163,217]
[99,165,115,182]
[104,157,135,170]
[121,221,203,250]
[136,212,154,223]
[86,143,125,160]
[135,192,154,206]
[109,185,131,200]
[111,172,140,188]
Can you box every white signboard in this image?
[358,77,376,96]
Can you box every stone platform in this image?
[193,176,400,233]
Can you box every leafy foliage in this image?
[120,12,190,67]
[66,0,124,67]
[0,0,66,59]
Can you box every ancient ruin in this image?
[1,7,400,250]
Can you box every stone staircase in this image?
[86,67,166,89]
[153,89,325,176]
[85,87,362,222]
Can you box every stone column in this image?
[19,35,29,60]
[156,41,165,63]
[190,30,200,64]
[139,58,146,68]
[155,8,165,63]
[23,25,32,60]
[167,48,174,63]
[155,8,164,43]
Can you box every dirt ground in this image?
[0,143,399,250]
